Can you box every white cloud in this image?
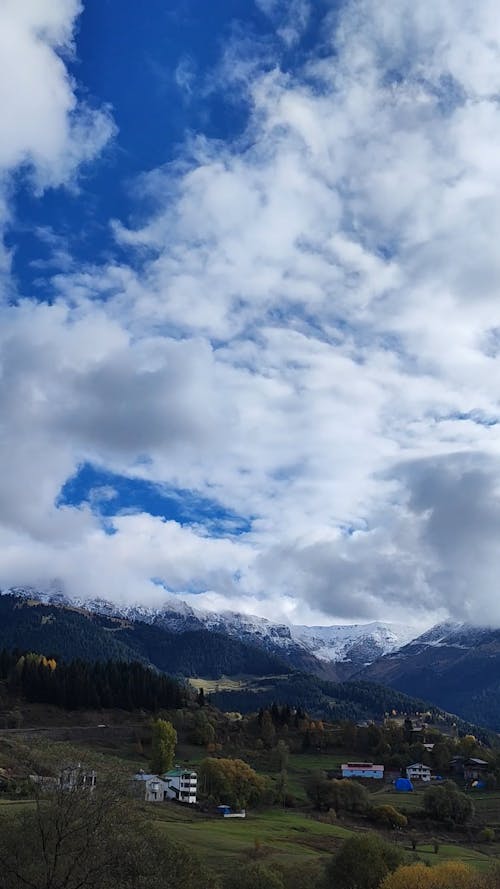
[256,0,311,47]
[0,0,113,226]
[174,55,196,98]
[4,1,500,626]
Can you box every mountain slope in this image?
[2,589,499,730]
[360,622,500,729]
[2,587,417,678]
[0,594,289,679]
[207,672,487,735]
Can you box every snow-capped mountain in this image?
[1,585,418,674]
[292,621,419,665]
[6,585,500,727]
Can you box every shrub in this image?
[423,781,474,825]
[479,826,495,843]
[381,861,478,889]
[370,804,408,829]
[325,834,405,889]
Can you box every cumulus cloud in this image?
[4,0,500,626]
[0,0,113,229]
[251,454,500,624]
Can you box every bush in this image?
[325,834,405,889]
[479,826,495,843]
[199,756,268,809]
[380,861,478,889]
[370,805,408,829]
[423,781,474,825]
[306,775,369,814]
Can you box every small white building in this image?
[341,762,384,780]
[133,773,166,802]
[133,769,197,804]
[163,768,197,804]
[406,763,431,782]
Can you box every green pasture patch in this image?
[152,808,355,874]
[411,842,492,872]
[370,788,425,811]
[0,799,36,816]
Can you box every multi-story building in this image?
[133,768,197,804]
[163,768,197,804]
[406,762,431,782]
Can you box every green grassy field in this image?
[152,807,354,874]
[371,787,426,812]
[373,785,500,823]
[0,799,36,816]
[413,843,492,871]
[150,804,498,878]
[265,751,355,802]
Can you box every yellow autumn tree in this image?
[381,861,478,889]
[199,756,267,808]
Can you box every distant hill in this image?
[208,673,491,740]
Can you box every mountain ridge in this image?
[1,586,419,675]
[2,587,500,728]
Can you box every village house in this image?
[133,773,166,802]
[406,762,431,782]
[59,764,97,792]
[341,762,384,780]
[450,756,489,782]
[31,764,97,793]
[133,768,197,804]
[463,758,489,783]
[163,768,197,804]
[450,755,466,775]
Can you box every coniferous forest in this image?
[0,650,186,711]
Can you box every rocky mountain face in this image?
[292,621,417,668]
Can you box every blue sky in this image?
[2,0,500,627]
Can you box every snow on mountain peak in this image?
[0,586,420,667]
[292,621,420,663]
